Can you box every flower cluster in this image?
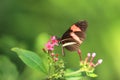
[43,36,65,80]
[83,52,103,68]
[44,36,59,62]
[45,36,58,51]
[79,52,103,77]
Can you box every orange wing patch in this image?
[70,25,81,32]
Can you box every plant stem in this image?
[65,69,84,77]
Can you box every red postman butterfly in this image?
[58,20,88,60]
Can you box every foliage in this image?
[0,0,120,80]
[11,36,102,80]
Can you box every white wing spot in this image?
[62,42,76,47]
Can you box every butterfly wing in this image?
[60,20,88,55]
[61,37,79,55]
[61,32,84,51]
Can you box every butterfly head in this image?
[55,36,62,44]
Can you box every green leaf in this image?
[66,77,82,80]
[86,72,98,77]
[65,69,82,78]
[11,47,47,74]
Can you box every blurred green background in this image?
[0,0,120,80]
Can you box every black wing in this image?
[60,20,88,55]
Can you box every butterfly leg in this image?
[62,47,65,56]
[77,49,82,61]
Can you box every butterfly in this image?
[58,20,88,60]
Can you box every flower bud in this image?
[95,59,103,67]
[54,57,59,62]
[92,53,96,57]
[55,54,59,57]
[87,53,91,57]
[98,59,103,64]
[51,53,55,57]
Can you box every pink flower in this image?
[45,42,54,51]
[51,36,58,46]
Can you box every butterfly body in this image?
[59,20,88,56]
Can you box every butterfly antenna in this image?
[77,49,82,61]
